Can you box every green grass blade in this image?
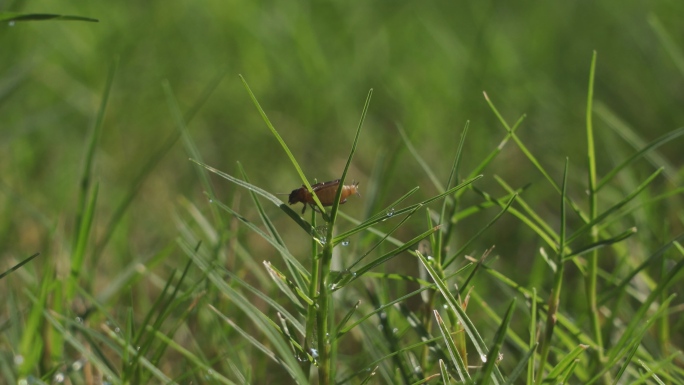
[504,343,538,385]
[67,182,99,300]
[0,11,99,22]
[444,193,516,268]
[545,344,588,382]
[239,75,326,212]
[0,252,40,280]
[434,310,470,382]
[596,126,684,191]
[483,91,560,194]
[417,251,503,382]
[335,176,482,244]
[478,298,516,385]
[398,124,444,192]
[648,14,684,77]
[567,167,663,244]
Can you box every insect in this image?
[288,179,360,214]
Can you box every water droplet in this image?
[377,324,384,331]
[74,316,83,323]
[480,354,487,363]
[427,255,434,261]
[14,355,24,365]
[319,237,327,243]
[341,239,350,246]
[72,359,85,371]
[54,373,65,383]
[386,208,395,217]
[310,348,319,359]
[8,21,15,27]
[392,328,398,334]
[114,327,121,334]
[443,304,448,309]
[209,199,213,203]
[352,272,357,277]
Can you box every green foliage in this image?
[1,2,684,384]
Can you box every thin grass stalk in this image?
[305,209,319,374]
[317,89,372,384]
[584,51,605,364]
[536,158,569,385]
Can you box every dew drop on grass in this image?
[8,21,15,27]
[480,354,487,363]
[114,327,121,334]
[392,328,398,334]
[14,355,24,365]
[74,316,83,324]
[72,359,85,371]
[341,239,350,246]
[54,373,65,383]
[386,208,395,217]
[310,348,319,359]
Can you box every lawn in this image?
[1,2,683,384]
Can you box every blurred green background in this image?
[1,0,684,377]
[2,0,683,266]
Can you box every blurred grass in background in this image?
[2,1,683,249]
[1,0,684,383]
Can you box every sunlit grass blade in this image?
[240,75,326,212]
[477,298,515,385]
[567,167,663,244]
[434,310,469,382]
[0,252,40,280]
[444,193,517,268]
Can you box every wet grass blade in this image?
[434,310,469,382]
[0,11,98,22]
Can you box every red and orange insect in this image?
[288,179,360,213]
